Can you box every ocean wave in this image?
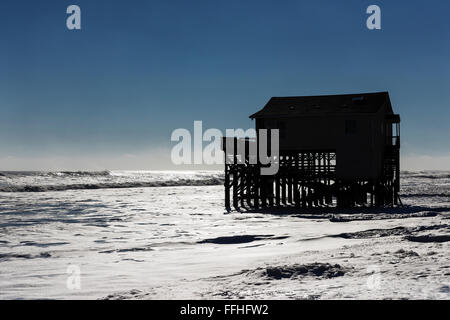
[400,193,449,198]
[411,174,450,179]
[0,170,112,178]
[0,177,224,193]
[401,171,450,179]
[47,170,112,177]
[0,170,111,178]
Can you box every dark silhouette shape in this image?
[223,92,401,211]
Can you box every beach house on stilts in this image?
[222,92,401,211]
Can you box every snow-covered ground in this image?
[0,171,448,299]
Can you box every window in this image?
[345,120,357,134]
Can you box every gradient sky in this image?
[1,0,449,170]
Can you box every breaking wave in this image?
[0,170,112,178]
[1,170,447,193]
[0,170,224,193]
[47,170,112,177]
[401,171,450,180]
[0,177,224,193]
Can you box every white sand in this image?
[0,171,448,299]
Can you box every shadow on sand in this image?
[227,205,449,221]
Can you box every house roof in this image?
[249,92,393,119]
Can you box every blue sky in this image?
[1,0,449,170]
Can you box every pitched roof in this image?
[249,92,393,119]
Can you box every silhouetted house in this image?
[223,92,401,210]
